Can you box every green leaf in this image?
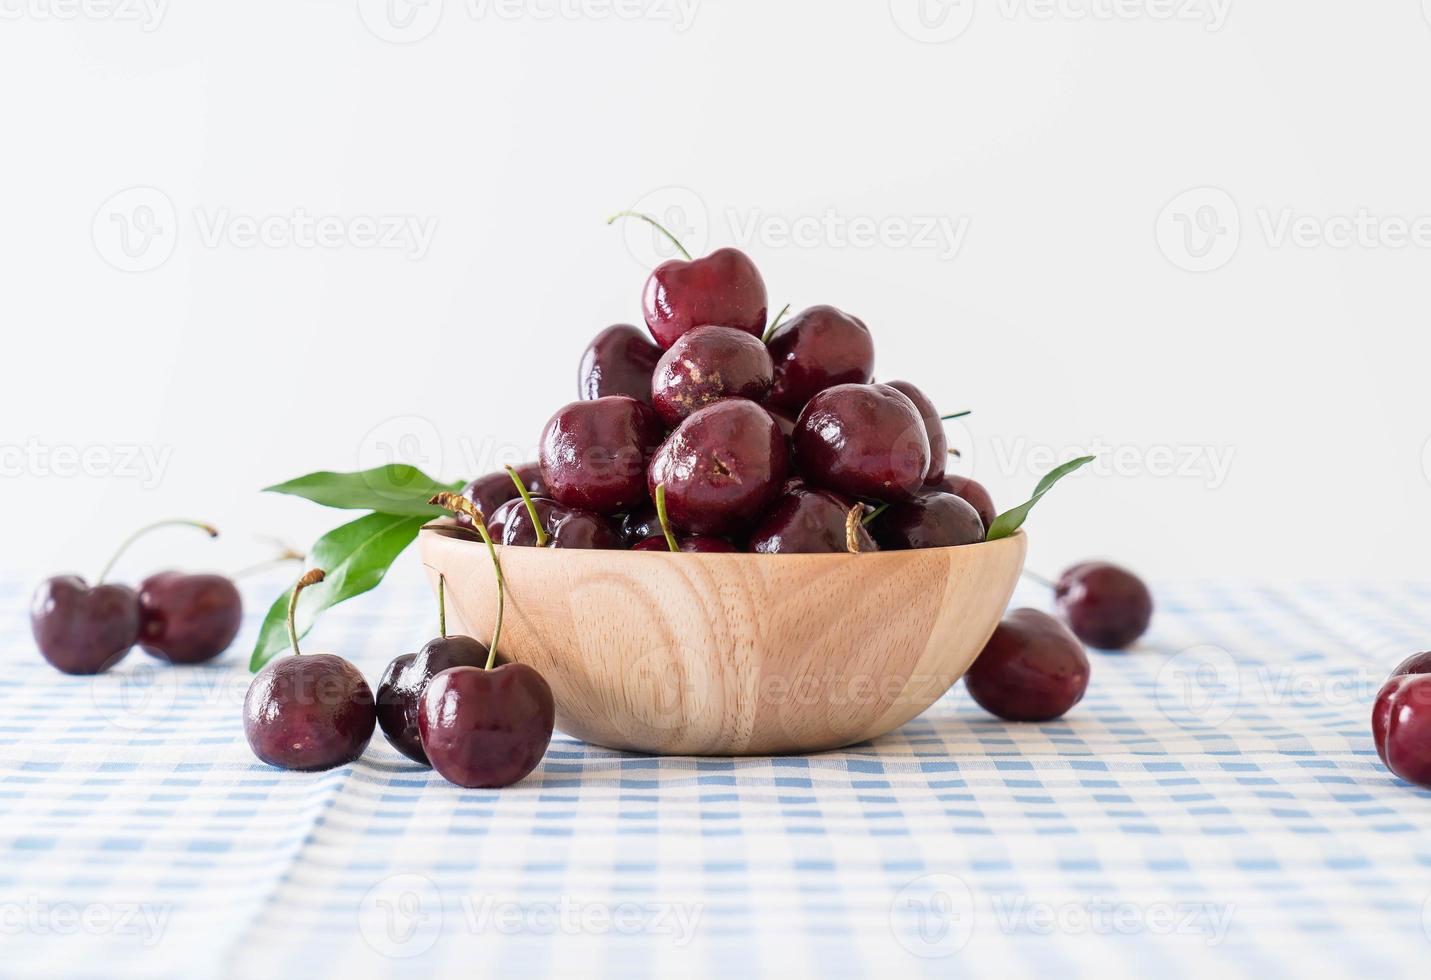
[985,455,1095,542]
[249,511,429,672]
[263,465,459,518]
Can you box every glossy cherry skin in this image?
[642,247,767,349]
[136,571,242,664]
[488,497,621,550]
[1373,653,1431,789]
[871,491,984,550]
[617,504,659,547]
[885,380,948,486]
[748,489,877,554]
[766,305,874,414]
[965,609,1090,722]
[30,576,140,675]
[456,463,544,531]
[579,323,661,403]
[934,474,997,531]
[1054,562,1154,650]
[377,635,490,765]
[651,325,773,426]
[418,664,556,788]
[632,535,736,552]
[243,654,376,771]
[793,383,930,503]
[648,399,789,536]
[539,396,665,515]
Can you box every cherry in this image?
[413,526,555,789]
[1054,562,1153,650]
[765,305,874,414]
[487,497,621,550]
[455,463,543,531]
[648,399,788,536]
[610,212,767,349]
[965,608,1090,722]
[792,383,930,503]
[1373,652,1431,789]
[934,474,997,532]
[885,380,948,486]
[870,491,984,550]
[617,504,659,547]
[137,571,243,664]
[539,396,664,515]
[30,519,218,675]
[243,569,376,771]
[377,575,490,765]
[579,323,661,403]
[650,325,773,426]
[748,488,876,554]
[631,483,737,552]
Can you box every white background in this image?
[3,0,1429,588]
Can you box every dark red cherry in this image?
[792,383,930,502]
[1054,562,1154,650]
[748,489,876,554]
[885,380,948,486]
[30,576,140,675]
[579,323,661,403]
[766,305,874,414]
[632,535,736,552]
[870,491,983,550]
[539,396,665,514]
[418,663,556,788]
[934,474,997,531]
[137,571,243,664]
[965,609,1090,722]
[456,463,543,530]
[1373,653,1431,789]
[489,497,621,550]
[617,504,659,547]
[243,570,376,771]
[768,406,797,440]
[651,325,773,426]
[642,247,768,349]
[648,400,788,536]
[377,635,489,765]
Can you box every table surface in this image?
[2,571,1429,979]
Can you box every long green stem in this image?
[437,574,447,638]
[506,466,549,548]
[428,493,506,670]
[654,483,680,553]
[862,502,890,526]
[762,303,791,343]
[940,410,972,421]
[287,568,325,656]
[606,211,692,261]
[98,519,218,584]
[1022,569,1056,590]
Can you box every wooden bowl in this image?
[418,527,1026,756]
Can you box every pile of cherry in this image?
[28,217,1431,794]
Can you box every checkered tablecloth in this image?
[2,568,1429,979]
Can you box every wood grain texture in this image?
[418,527,1026,756]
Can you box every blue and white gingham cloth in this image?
[2,569,1429,979]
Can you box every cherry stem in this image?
[845,505,864,554]
[286,568,325,657]
[1022,569,1056,590]
[506,466,550,548]
[762,304,791,343]
[607,211,692,261]
[437,574,447,638]
[948,447,962,459]
[862,502,890,526]
[654,483,680,553]
[940,410,972,421]
[427,493,505,670]
[98,519,218,584]
[230,540,305,580]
